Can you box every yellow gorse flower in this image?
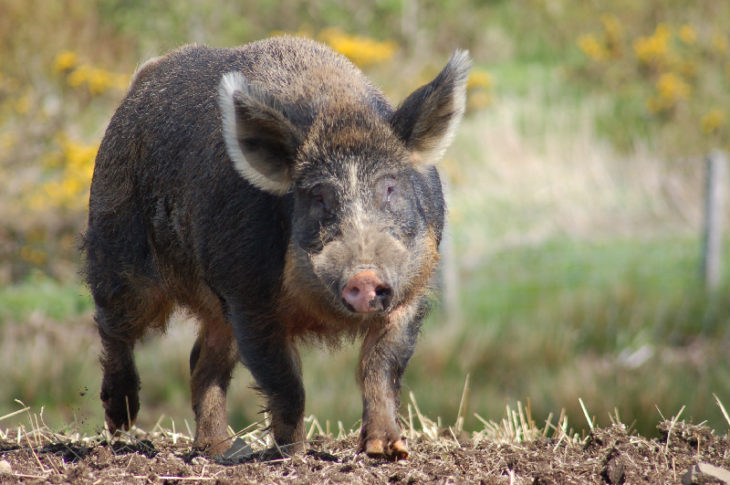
[318,28,396,68]
[467,69,492,90]
[701,109,726,134]
[29,134,98,211]
[53,50,78,73]
[578,34,608,61]
[678,25,696,45]
[634,23,671,66]
[56,50,129,96]
[466,69,493,110]
[577,14,623,63]
[656,72,691,101]
[67,64,128,96]
[646,72,691,113]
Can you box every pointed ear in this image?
[218,72,302,195]
[390,50,471,167]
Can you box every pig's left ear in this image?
[219,72,302,195]
[390,50,471,167]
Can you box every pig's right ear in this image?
[390,50,471,167]
[219,72,301,195]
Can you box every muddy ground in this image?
[1,420,730,484]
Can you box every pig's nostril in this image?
[374,285,392,310]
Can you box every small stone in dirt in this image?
[0,459,12,475]
[220,437,254,463]
[682,462,730,485]
[191,456,208,466]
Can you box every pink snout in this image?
[342,270,393,313]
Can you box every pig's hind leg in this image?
[188,309,238,456]
[93,281,173,435]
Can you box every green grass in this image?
[0,273,93,323]
[460,237,724,346]
[406,235,730,437]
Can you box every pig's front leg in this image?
[231,310,306,455]
[358,302,426,460]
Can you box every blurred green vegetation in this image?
[1,0,729,439]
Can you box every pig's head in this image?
[219,51,470,321]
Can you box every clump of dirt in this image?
[1,421,729,484]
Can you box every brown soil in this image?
[1,421,729,484]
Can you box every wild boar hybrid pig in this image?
[84,35,470,459]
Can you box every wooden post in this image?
[701,150,727,290]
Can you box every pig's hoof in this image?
[365,438,385,455]
[100,385,139,434]
[363,437,409,460]
[194,436,235,457]
[104,412,134,435]
[391,439,409,459]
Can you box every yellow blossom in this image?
[86,68,114,96]
[467,69,492,90]
[318,28,396,67]
[54,50,78,73]
[67,65,90,88]
[701,109,726,134]
[678,25,696,45]
[656,72,690,101]
[578,34,607,61]
[65,63,128,96]
[28,134,98,211]
[634,23,671,66]
[647,72,691,114]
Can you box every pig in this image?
[83,35,470,460]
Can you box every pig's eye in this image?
[386,183,396,202]
[308,184,335,217]
[376,176,399,208]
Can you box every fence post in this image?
[701,150,728,290]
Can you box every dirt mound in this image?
[1,419,729,484]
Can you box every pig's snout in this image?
[342,270,392,313]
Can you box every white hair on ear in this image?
[415,49,471,167]
[218,71,290,195]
